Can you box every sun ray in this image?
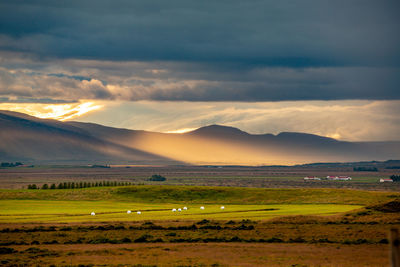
[0,101,103,121]
[165,128,198,134]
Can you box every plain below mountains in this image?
[0,110,399,165]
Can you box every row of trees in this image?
[1,162,23,167]
[390,175,400,182]
[27,181,133,190]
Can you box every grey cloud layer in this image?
[1,1,399,66]
[0,55,399,101]
[0,1,399,101]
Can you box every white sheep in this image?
[172,208,177,212]
[137,211,141,215]
[178,208,182,212]
[91,212,95,216]
[183,206,188,210]
[220,206,225,210]
[200,206,205,210]
[127,210,132,214]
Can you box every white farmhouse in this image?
[337,176,352,181]
[304,176,321,180]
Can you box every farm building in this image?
[380,178,393,182]
[326,175,337,180]
[304,176,321,180]
[337,176,352,181]
[326,175,352,181]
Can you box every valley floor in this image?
[0,165,399,191]
[0,169,399,266]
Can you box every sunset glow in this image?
[0,101,103,121]
[165,128,198,134]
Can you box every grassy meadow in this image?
[0,185,396,203]
[0,200,362,223]
[0,185,395,223]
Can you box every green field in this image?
[0,200,361,222]
[0,185,395,204]
[0,185,397,223]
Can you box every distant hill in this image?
[0,110,177,164]
[1,110,399,165]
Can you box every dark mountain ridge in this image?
[0,110,399,165]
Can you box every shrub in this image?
[149,174,166,181]
[390,175,400,182]
[134,234,153,243]
[28,184,37,189]
[91,164,110,168]
[379,238,389,244]
[0,247,16,254]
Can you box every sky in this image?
[0,1,399,141]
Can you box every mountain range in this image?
[0,110,399,165]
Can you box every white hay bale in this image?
[200,206,205,210]
[220,206,225,210]
[183,206,188,210]
[137,211,141,215]
[91,212,95,216]
[172,208,177,212]
[178,208,182,212]
[127,210,132,214]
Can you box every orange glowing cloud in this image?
[0,101,103,121]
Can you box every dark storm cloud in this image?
[0,1,399,101]
[1,0,399,66]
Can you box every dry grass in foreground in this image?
[0,243,389,266]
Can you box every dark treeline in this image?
[1,162,23,167]
[27,181,132,190]
[390,175,400,182]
